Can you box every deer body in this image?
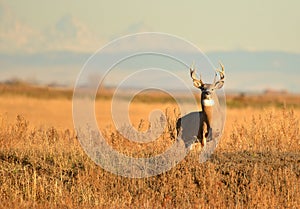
[177,63,225,149]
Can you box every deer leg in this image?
[197,122,206,147]
[205,125,212,142]
[201,136,206,147]
[176,118,181,137]
[202,121,213,146]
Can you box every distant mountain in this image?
[207,51,300,93]
[0,50,299,93]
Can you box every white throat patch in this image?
[202,99,215,106]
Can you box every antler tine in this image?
[214,62,224,78]
[213,62,225,84]
[190,63,204,86]
[190,67,196,80]
[213,71,217,84]
[213,62,225,89]
[190,61,196,78]
[218,62,225,80]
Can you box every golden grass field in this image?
[0,83,299,208]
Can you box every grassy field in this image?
[0,84,299,208]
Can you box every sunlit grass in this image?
[0,104,299,208]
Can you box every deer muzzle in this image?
[202,99,215,107]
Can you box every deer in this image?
[176,63,225,150]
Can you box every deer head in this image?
[190,63,225,106]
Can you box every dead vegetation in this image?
[0,96,299,208]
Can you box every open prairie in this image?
[0,84,299,208]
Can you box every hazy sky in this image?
[2,0,300,53]
[0,0,299,92]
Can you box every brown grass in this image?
[0,85,300,208]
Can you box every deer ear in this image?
[214,81,224,89]
[193,80,202,88]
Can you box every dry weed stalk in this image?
[0,107,299,208]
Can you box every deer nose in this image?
[203,91,211,96]
[202,91,212,99]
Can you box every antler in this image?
[190,63,204,88]
[213,62,225,89]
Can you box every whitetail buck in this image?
[176,63,225,149]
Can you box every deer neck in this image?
[201,96,214,126]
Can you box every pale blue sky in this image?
[2,0,300,53]
[0,0,299,92]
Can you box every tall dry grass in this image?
[0,105,299,208]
